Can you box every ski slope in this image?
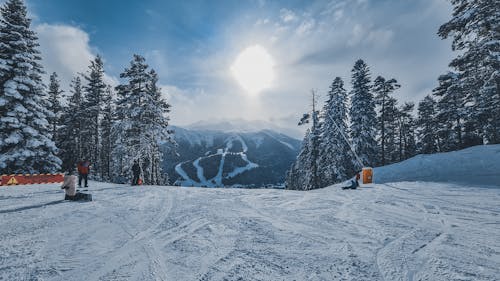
[1,181,499,280]
[175,134,259,187]
[1,145,500,280]
[375,145,500,186]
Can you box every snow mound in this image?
[374,144,500,186]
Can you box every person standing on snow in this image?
[132,160,141,185]
[77,159,90,188]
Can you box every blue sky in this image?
[23,0,454,136]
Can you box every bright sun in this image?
[231,45,275,95]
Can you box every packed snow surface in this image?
[375,145,500,186]
[1,145,500,280]
[1,180,499,280]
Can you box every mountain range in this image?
[161,122,301,187]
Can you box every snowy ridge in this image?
[374,144,500,186]
[262,130,295,151]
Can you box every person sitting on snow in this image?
[61,170,91,201]
[342,173,360,189]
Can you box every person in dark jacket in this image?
[77,159,90,188]
[342,173,360,190]
[132,160,141,185]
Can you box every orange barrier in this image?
[0,174,64,186]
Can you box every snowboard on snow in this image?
[65,193,92,202]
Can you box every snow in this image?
[1,180,499,280]
[375,144,500,186]
[176,133,259,187]
[1,145,500,280]
[185,119,303,139]
[263,130,295,150]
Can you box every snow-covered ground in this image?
[1,180,499,280]
[375,145,500,186]
[1,145,500,280]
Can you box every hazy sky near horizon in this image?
[21,0,454,131]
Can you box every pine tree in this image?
[349,59,377,167]
[438,0,500,144]
[99,85,113,180]
[0,0,61,174]
[373,76,400,165]
[318,77,354,186]
[433,72,464,151]
[383,97,400,164]
[110,82,128,183]
[57,76,83,171]
[47,72,62,139]
[397,102,417,161]
[286,129,313,190]
[146,69,174,184]
[113,55,173,185]
[286,90,321,190]
[417,95,439,154]
[81,55,106,177]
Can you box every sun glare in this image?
[231,45,275,95]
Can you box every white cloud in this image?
[296,19,316,36]
[35,23,118,92]
[254,18,270,26]
[334,9,344,21]
[145,49,169,77]
[280,8,297,23]
[366,28,394,48]
[108,0,453,135]
[347,24,393,48]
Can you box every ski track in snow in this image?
[1,181,499,280]
[178,134,259,187]
[175,162,196,187]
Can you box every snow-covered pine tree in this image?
[113,55,173,185]
[286,129,313,190]
[373,76,400,166]
[318,77,354,187]
[433,72,464,151]
[349,59,377,167]
[110,82,128,183]
[383,97,400,164]
[286,90,321,190]
[397,102,417,161]
[438,0,500,144]
[57,76,83,171]
[47,72,62,139]
[81,55,106,177]
[417,95,439,154]
[0,0,61,174]
[478,68,500,143]
[99,85,113,180]
[145,69,174,185]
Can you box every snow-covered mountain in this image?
[162,125,301,187]
[185,118,304,139]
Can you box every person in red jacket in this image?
[77,159,90,188]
